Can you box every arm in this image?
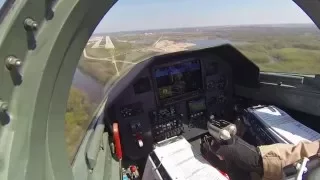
[258,141,320,180]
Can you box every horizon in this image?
[93,22,316,34]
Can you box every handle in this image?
[113,123,123,160]
[283,155,320,178]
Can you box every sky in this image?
[95,0,313,32]
[0,0,314,33]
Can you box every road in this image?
[82,50,137,64]
[105,36,115,49]
[152,35,163,47]
[83,35,163,62]
[90,36,115,49]
[91,37,103,48]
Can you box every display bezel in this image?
[187,98,207,115]
[151,58,205,105]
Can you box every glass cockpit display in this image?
[154,60,203,100]
[188,98,206,113]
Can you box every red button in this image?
[130,166,137,172]
[218,170,230,180]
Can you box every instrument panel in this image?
[106,45,259,160]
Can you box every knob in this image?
[227,124,237,136]
[138,139,143,147]
[24,18,38,30]
[220,129,231,140]
[130,165,137,173]
[5,56,22,70]
[209,114,215,120]
[0,100,8,112]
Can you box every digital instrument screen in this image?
[154,60,203,100]
[188,98,206,113]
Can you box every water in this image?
[72,69,104,104]
[188,39,249,49]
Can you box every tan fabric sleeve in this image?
[258,141,320,180]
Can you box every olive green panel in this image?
[0,0,47,102]
[7,0,93,178]
[0,0,27,100]
[0,0,117,180]
[0,0,46,179]
[46,0,117,180]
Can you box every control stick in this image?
[201,118,238,179]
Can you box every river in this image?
[188,38,249,49]
[72,69,104,104]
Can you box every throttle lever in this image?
[207,119,237,144]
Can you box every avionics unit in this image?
[149,106,183,142]
[152,59,203,104]
[187,98,207,128]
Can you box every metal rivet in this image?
[6,56,22,69]
[0,101,8,112]
[24,18,38,30]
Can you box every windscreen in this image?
[66,0,320,163]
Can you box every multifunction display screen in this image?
[188,98,206,113]
[154,60,203,100]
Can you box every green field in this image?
[85,47,114,58]
[78,51,158,84]
[234,39,320,74]
[218,25,320,74]
[65,87,93,162]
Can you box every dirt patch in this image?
[151,40,196,52]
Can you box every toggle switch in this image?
[138,139,143,147]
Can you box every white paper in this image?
[154,137,228,180]
[256,107,281,116]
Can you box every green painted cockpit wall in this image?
[0,0,117,180]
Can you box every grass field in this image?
[235,42,320,74]
[85,47,114,58]
[80,37,160,84]
[218,25,320,74]
[78,51,158,84]
[65,87,92,162]
[78,56,117,84]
